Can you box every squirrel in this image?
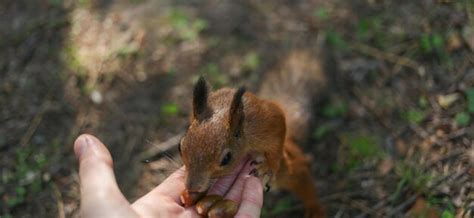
[179,50,327,218]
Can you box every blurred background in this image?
[1,0,473,217]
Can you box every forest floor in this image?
[1,0,473,217]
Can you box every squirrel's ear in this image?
[229,87,246,137]
[192,76,211,121]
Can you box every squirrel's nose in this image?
[186,183,208,193]
[186,176,210,193]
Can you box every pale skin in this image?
[74,134,263,218]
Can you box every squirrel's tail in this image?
[258,49,327,143]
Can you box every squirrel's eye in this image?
[220,152,232,166]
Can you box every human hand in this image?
[74,134,263,218]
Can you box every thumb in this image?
[74,134,137,218]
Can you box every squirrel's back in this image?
[258,50,327,143]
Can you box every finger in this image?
[224,160,254,202]
[207,157,248,196]
[132,167,205,217]
[133,166,186,205]
[235,176,263,218]
[75,134,137,218]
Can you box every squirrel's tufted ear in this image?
[192,76,211,121]
[229,87,246,137]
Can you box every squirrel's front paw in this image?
[195,195,238,218]
[249,160,274,192]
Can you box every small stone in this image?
[42,173,51,182]
[90,90,103,104]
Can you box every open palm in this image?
[74,134,263,218]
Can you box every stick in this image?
[139,133,184,162]
[351,43,426,77]
[19,92,51,146]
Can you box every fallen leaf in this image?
[437,93,460,109]
[407,197,440,218]
[396,139,407,156]
[463,23,474,51]
[378,159,394,175]
[446,32,463,52]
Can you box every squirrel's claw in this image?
[249,157,274,193]
[265,183,271,192]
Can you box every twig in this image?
[386,168,469,216]
[386,193,418,217]
[19,92,51,146]
[351,43,426,77]
[423,149,464,170]
[139,133,184,161]
[320,190,368,202]
[351,88,392,131]
[354,199,389,218]
[51,182,65,218]
[350,200,372,215]
[408,124,430,139]
[334,207,345,218]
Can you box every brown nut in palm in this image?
[207,199,238,218]
[180,190,206,207]
[195,195,224,215]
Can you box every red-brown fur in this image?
[180,50,326,217]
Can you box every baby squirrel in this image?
[179,50,327,218]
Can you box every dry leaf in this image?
[437,93,460,109]
[447,32,463,52]
[378,159,394,175]
[463,24,474,51]
[407,197,440,218]
[396,139,407,156]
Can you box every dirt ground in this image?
[1,0,473,217]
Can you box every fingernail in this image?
[74,135,89,159]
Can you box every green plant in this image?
[322,99,347,118]
[395,162,433,193]
[243,52,260,71]
[403,109,427,125]
[313,123,332,139]
[161,102,179,117]
[455,112,470,127]
[340,133,382,170]
[169,9,208,41]
[420,33,451,67]
[466,88,474,113]
[420,34,444,54]
[441,210,455,218]
[49,0,62,7]
[325,30,348,50]
[6,146,51,208]
[116,43,140,58]
[418,96,429,109]
[313,7,329,20]
[200,63,229,87]
[78,0,91,7]
[262,198,293,216]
